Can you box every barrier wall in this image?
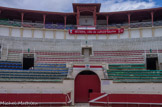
[89,93,162,107]
[0,93,71,106]
[0,25,162,40]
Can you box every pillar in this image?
[43,14,46,25]
[93,7,97,26]
[0,10,1,21]
[106,15,109,28]
[151,11,154,26]
[21,13,24,26]
[64,16,67,28]
[77,7,80,26]
[32,29,34,38]
[128,14,131,27]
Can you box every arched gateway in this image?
[75,71,101,103]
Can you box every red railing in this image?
[89,93,162,106]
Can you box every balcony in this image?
[0,19,162,30]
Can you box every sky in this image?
[0,0,162,12]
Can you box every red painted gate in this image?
[75,71,101,103]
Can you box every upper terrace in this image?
[0,3,162,29]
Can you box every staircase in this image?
[7,49,21,62]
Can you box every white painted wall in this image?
[55,31,64,39]
[131,29,140,38]
[87,34,96,39]
[98,34,107,39]
[45,30,53,39]
[143,28,152,38]
[102,81,162,94]
[72,68,105,80]
[120,30,129,39]
[12,28,20,37]
[34,30,43,38]
[66,32,75,39]
[0,27,9,36]
[0,26,162,40]
[0,78,161,105]
[109,34,118,39]
[155,27,162,37]
[77,34,86,39]
[0,80,75,104]
[23,29,32,38]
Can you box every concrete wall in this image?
[102,80,162,94]
[160,63,162,70]
[1,35,162,52]
[0,80,75,104]
[1,25,162,40]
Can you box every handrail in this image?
[0,40,2,60]
[6,45,8,61]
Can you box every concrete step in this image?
[7,56,20,58]
[37,55,82,58]
[7,59,21,61]
[8,53,20,55]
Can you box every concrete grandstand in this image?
[0,3,162,106]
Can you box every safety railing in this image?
[1,19,162,30]
[130,21,152,28]
[0,20,21,27]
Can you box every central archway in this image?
[75,71,101,103]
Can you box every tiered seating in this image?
[91,50,145,63]
[37,57,84,63]
[36,50,84,63]
[36,51,81,56]
[0,63,68,82]
[0,61,22,69]
[35,63,66,70]
[7,49,83,63]
[7,49,162,64]
[7,49,22,62]
[0,20,21,27]
[0,19,75,29]
[107,64,162,83]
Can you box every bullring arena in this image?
[0,3,162,107]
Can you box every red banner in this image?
[69,28,124,35]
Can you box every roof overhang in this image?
[73,3,101,12]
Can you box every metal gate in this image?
[75,71,100,103]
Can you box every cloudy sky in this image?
[0,0,161,12]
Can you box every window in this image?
[82,47,92,56]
